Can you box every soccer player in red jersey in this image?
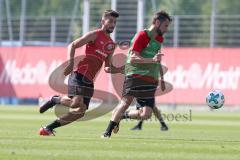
[39,10,122,136]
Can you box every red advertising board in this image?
[0,47,239,105]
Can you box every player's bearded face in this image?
[157,20,170,36]
[156,26,163,36]
[103,17,116,33]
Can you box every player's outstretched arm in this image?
[104,55,125,74]
[64,31,97,76]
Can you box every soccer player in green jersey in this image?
[102,11,172,138]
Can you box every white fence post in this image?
[5,0,13,42]
[0,0,2,45]
[210,0,216,48]
[111,0,117,41]
[19,0,26,45]
[173,16,179,47]
[82,0,90,35]
[67,0,80,43]
[50,16,56,46]
[137,0,144,32]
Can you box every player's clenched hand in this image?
[64,61,74,76]
[153,53,164,62]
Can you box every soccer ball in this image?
[206,90,225,109]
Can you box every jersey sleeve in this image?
[156,35,164,43]
[131,31,149,54]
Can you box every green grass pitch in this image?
[0,105,240,160]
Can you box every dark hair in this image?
[152,11,172,24]
[102,9,119,18]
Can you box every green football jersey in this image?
[125,29,162,80]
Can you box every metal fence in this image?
[153,15,240,47]
[0,0,240,47]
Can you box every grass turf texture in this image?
[0,105,240,160]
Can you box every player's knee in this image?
[120,101,131,107]
[70,100,86,109]
[70,96,84,108]
[120,97,133,108]
[72,107,86,117]
[119,101,129,110]
[140,111,152,120]
[70,102,79,108]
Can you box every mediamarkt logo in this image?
[165,63,240,90]
[0,60,62,84]
[0,60,239,90]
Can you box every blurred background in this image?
[0,0,240,109]
[1,0,240,47]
